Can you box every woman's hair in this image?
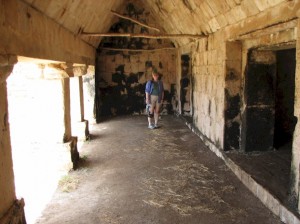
[152,67,158,75]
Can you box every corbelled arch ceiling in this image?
[22,0,287,47]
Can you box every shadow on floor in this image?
[36,115,281,224]
[226,148,292,207]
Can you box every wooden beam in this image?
[111,10,160,32]
[81,32,206,39]
[99,47,177,52]
[234,18,298,40]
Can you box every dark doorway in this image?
[242,50,276,152]
[180,54,191,116]
[274,49,296,150]
[242,48,296,152]
[233,48,296,207]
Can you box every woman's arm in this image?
[145,92,151,104]
[145,81,151,104]
[160,81,164,102]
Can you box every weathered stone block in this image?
[0,199,26,224]
[130,55,140,63]
[280,206,294,224]
[208,18,220,33]
[266,193,280,216]
[63,137,79,170]
[124,64,132,74]
[253,0,269,11]
[224,10,236,25]
[215,14,228,28]
[257,184,268,204]
[203,52,208,65]
[115,54,124,64]
[294,216,300,224]
[241,1,259,16]
[231,6,247,22]
[139,53,149,62]
[247,176,258,195]
[131,63,139,73]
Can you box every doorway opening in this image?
[242,48,296,152]
[180,54,192,117]
[7,62,70,224]
[232,47,297,206]
[273,49,296,151]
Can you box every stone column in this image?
[0,55,26,223]
[71,66,89,141]
[48,62,80,169]
[59,63,80,169]
[79,76,85,121]
[83,65,96,124]
[61,77,72,143]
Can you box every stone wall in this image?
[177,0,300,211]
[0,0,95,65]
[0,0,96,218]
[189,33,226,149]
[95,2,177,119]
[96,50,177,118]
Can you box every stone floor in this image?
[35,115,281,224]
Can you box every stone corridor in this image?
[36,116,280,224]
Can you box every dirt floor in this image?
[35,115,281,224]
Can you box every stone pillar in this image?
[79,76,85,121]
[292,19,300,210]
[60,76,79,169]
[0,55,26,223]
[61,77,72,143]
[71,66,89,141]
[83,65,96,124]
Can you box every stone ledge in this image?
[180,115,300,224]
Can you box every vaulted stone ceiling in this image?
[22,0,287,47]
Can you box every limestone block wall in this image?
[96,50,177,118]
[0,1,96,219]
[0,0,95,65]
[189,33,226,149]
[83,66,96,124]
[177,0,300,211]
[95,1,177,119]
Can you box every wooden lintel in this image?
[81,32,206,39]
[233,18,298,41]
[111,10,160,32]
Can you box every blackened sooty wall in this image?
[95,3,177,121]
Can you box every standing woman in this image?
[145,68,164,129]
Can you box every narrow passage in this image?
[36,116,280,224]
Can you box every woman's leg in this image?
[154,103,161,127]
[148,106,154,126]
[148,96,157,128]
